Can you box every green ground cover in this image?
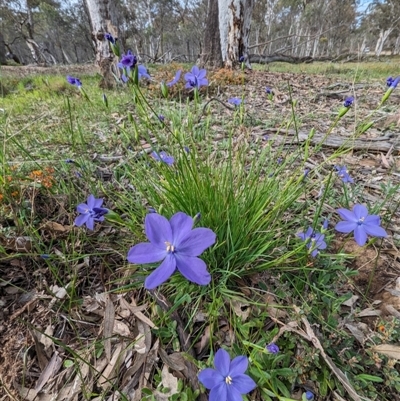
[1,60,400,401]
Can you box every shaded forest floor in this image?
[1,61,400,401]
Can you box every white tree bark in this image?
[375,28,393,57]
[218,0,254,68]
[85,0,118,88]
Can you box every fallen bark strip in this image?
[258,128,400,153]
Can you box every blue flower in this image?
[334,165,354,183]
[74,195,108,230]
[228,97,243,106]
[343,96,354,107]
[297,227,327,257]
[66,75,82,87]
[104,33,116,44]
[389,76,400,89]
[118,50,137,70]
[305,390,315,401]
[387,76,394,87]
[127,212,216,289]
[184,66,208,89]
[198,349,256,401]
[151,151,174,165]
[265,87,273,94]
[266,343,279,354]
[138,65,151,80]
[335,204,387,246]
[239,55,245,62]
[158,114,165,122]
[166,70,182,87]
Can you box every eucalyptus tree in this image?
[201,0,254,68]
[84,0,119,87]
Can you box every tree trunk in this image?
[218,0,254,68]
[84,0,118,89]
[200,0,223,67]
[375,28,393,58]
[0,32,7,65]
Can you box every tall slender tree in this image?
[84,0,118,88]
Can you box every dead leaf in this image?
[231,299,251,321]
[113,320,131,337]
[371,344,400,360]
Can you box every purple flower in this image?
[127,212,216,289]
[138,65,151,80]
[266,343,279,354]
[74,195,108,230]
[305,391,315,401]
[343,96,354,108]
[184,66,208,89]
[66,75,82,87]
[389,76,400,89]
[239,55,245,62]
[322,219,329,231]
[151,151,174,165]
[387,77,394,87]
[166,70,182,87]
[265,87,273,94]
[335,165,354,183]
[335,204,387,246]
[104,32,116,44]
[118,50,137,70]
[228,97,243,106]
[198,349,256,401]
[158,114,165,122]
[297,227,327,257]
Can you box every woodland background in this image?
[0,0,399,68]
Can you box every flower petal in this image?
[214,349,231,377]
[191,66,200,76]
[77,203,89,213]
[353,204,368,220]
[197,69,207,79]
[144,254,176,289]
[209,381,227,401]
[226,384,245,401]
[229,356,248,376]
[93,198,103,208]
[170,212,193,246]
[363,224,387,238]
[86,217,95,230]
[127,242,167,264]
[198,368,223,389]
[353,225,367,246]
[231,373,257,394]
[199,78,208,87]
[86,195,96,209]
[364,215,380,225]
[335,221,357,233]
[175,255,211,285]
[336,208,357,222]
[145,213,172,247]
[184,72,194,82]
[74,214,89,227]
[178,228,216,256]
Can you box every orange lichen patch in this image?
[28,170,44,179]
[28,168,55,188]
